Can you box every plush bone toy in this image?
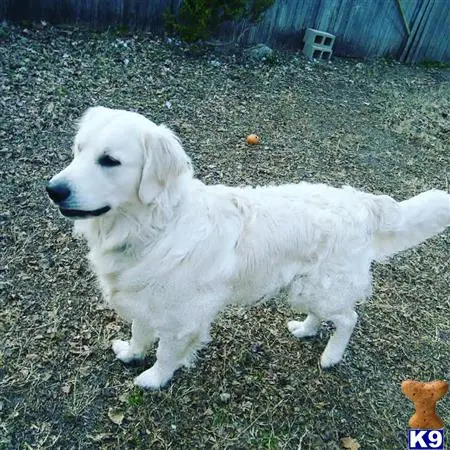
[402,380,448,429]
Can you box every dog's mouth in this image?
[59,206,111,218]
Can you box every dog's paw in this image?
[320,350,343,369]
[287,320,318,338]
[112,339,144,363]
[134,365,172,390]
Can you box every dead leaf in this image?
[89,433,112,442]
[107,408,124,425]
[340,436,360,450]
[61,383,71,394]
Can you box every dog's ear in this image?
[139,124,192,204]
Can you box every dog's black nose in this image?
[46,182,71,204]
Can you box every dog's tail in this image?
[370,189,449,261]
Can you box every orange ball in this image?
[247,134,260,145]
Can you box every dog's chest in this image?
[89,243,140,293]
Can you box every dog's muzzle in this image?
[59,206,111,218]
[46,181,111,218]
[46,182,71,204]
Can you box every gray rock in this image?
[219,392,231,403]
[244,44,274,62]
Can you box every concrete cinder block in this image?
[303,44,333,61]
[303,28,335,61]
[303,28,335,48]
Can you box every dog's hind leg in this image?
[112,319,156,363]
[287,313,321,338]
[286,275,321,338]
[320,309,358,368]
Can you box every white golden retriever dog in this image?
[47,107,450,389]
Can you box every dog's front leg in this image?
[134,330,204,390]
[112,319,155,363]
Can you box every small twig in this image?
[297,428,310,449]
[204,25,251,47]
[238,398,284,436]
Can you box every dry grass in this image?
[1,22,449,449]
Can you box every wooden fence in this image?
[1,0,449,63]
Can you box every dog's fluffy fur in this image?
[48,107,450,389]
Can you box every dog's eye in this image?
[98,155,121,167]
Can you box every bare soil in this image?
[1,22,449,450]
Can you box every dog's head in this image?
[46,107,192,219]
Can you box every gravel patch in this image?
[1,22,449,449]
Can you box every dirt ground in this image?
[1,22,449,449]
